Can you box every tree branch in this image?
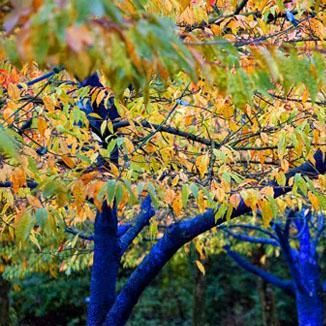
[224,245,294,294]
[18,66,64,89]
[220,228,279,246]
[273,223,305,293]
[0,181,38,189]
[65,227,94,241]
[64,223,132,241]
[220,224,279,240]
[234,0,248,15]
[113,119,219,148]
[119,196,155,255]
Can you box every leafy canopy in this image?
[0,0,325,274]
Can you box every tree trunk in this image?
[295,292,324,326]
[192,261,207,326]
[253,250,279,326]
[192,245,208,326]
[292,213,324,326]
[88,204,120,326]
[257,279,279,326]
[0,274,10,326]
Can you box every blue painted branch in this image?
[224,245,294,294]
[273,224,305,293]
[17,66,64,89]
[119,196,155,255]
[221,228,279,246]
[220,224,278,240]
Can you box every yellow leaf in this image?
[261,186,274,198]
[96,90,107,106]
[241,189,260,211]
[100,120,107,135]
[281,159,289,172]
[194,240,205,259]
[124,137,134,153]
[196,154,209,178]
[72,180,86,206]
[43,95,56,112]
[109,162,120,177]
[91,88,100,105]
[260,200,273,227]
[213,186,225,202]
[197,190,206,212]
[195,260,205,275]
[275,171,286,186]
[302,88,309,103]
[308,191,319,210]
[8,83,20,100]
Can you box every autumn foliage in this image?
[0,0,325,319]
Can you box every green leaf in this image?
[189,183,199,199]
[106,180,116,205]
[277,131,286,159]
[294,174,308,196]
[15,213,35,243]
[115,182,124,206]
[215,203,228,222]
[181,184,190,208]
[35,208,48,229]
[0,127,18,158]
[147,183,159,208]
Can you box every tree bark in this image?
[295,292,324,326]
[192,253,208,326]
[88,204,120,326]
[253,250,279,326]
[258,279,279,326]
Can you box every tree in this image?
[0,1,325,325]
[221,209,326,325]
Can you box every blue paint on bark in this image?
[88,203,120,326]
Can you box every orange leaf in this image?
[172,193,182,216]
[165,189,176,205]
[229,193,241,208]
[10,167,26,193]
[61,155,75,169]
[37,118,47,137]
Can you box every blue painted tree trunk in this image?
[88,203,120,326]
[295,291,324,326]
[294,217,324,326]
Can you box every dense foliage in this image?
[0,0,325,325]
